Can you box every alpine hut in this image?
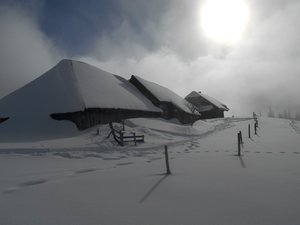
[129,75,201,124]
[185,91,229,119]
[0,60,162,130]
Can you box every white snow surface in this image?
[1,117,300,225]
[133,75,194,113]
[186,91,229,111]
[0,59,161,117]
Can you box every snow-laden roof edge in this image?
[131,75,196,114]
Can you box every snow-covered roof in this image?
[132,75,194,114]
[0,59,161,117]
[185,91,229,111]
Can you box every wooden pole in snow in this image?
[248,124,251,139]
[237,133,241,156]
[134,132,136,146]
[239,131,243,145]
[164,145,171,175]
[120,131,124,146]
[122,120,125,131]
[254,123,257,135]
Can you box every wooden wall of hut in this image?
[200,108,225,119]
[159,102,201,124]
[50,108,162,130]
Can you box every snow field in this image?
[0,117,300,225]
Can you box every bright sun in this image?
[201,0,249,44]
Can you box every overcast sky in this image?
[1,0,300,116]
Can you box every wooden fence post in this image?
[122,120,125,131]
[248,124,251,139]
[120,132,124,146]
[133,132,136,146]
[164,145,171,175]
[239,131,243,145]
[237,133,241,156]
[254,123,257,135]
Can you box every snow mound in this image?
[126,118,216,136]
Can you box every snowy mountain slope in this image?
[0,117,299,225]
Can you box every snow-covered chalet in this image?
[0,60,162,129]
[185,91,229,119]
[130,75,201,124]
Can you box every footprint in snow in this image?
[4,179,48,194]
[116,162,134,166]
[75,168,96,174]
[148,157,163,161]
[19,179,48,187]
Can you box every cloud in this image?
[82,0,300,116]
[1,0,300,117]
[0,4,61,98]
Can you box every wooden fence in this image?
[108,122,144,146]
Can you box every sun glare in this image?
[201,0,249,44]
